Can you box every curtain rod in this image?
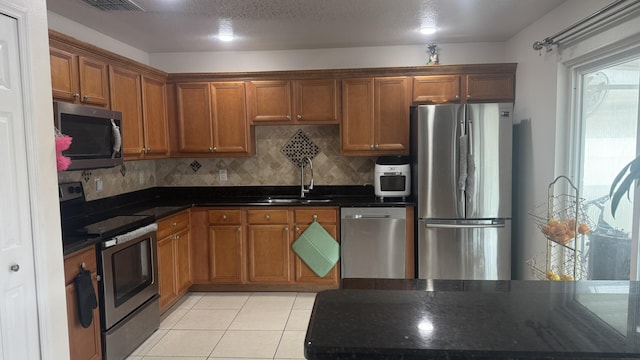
[532,0,640,52]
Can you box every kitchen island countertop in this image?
[305,279,640,359]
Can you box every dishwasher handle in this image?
[343,214,391,219]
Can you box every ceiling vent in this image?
[81,0,145,11]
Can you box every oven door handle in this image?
[103,223,158,248]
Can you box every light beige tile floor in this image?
[126,292,315,360]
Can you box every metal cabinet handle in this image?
[284,227,289,232]
[374,144,379,149]
[175,235,180,240]
[295,226,300,232]
[10,264,19,272]
[83,95,89,101]
[222,214,228,220]
[313,214,318,220]
[213,146,217,152]
[209,147,213,152]
[172,222,177,227]
[455,95,460,99]
[286,115,291,120]
[467,94,472,99]
[265,214,270,220]
[236,227,241,232]
[73,93,80,99]
[370,144,374,149]
[297,115,302,120]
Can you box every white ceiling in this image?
[46,0,567,53]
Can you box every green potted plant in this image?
[609,155,640,217]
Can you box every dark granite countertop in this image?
[61,185,413,255]
[305,279,640,359]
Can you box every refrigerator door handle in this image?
[424,221,505,229]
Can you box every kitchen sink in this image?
[300,199,332,204]
[265,198,300,203]
[262,198,333,204]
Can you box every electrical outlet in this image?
[139,173,144,185]
[95,178,103,192]
[219,169,228,182]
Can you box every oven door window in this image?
[380,175,406,191]
[110,238,153,308]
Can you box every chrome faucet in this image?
[300,156,314,198]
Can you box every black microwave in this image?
[54,102,123,170]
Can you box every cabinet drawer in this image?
[294,208,337,224]
[64,247,97,285]
[209,209,242,224]
[247,209,289,224]
[157,210,190,239]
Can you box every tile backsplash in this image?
[58,125,376,201]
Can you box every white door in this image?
[0,12,41,360]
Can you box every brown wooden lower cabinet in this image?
[157,210,192,313]
[64,247,102,360]
[190,206,341,290]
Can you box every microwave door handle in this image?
[111,119,122,158]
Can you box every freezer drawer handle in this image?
[345,214,391,219]
[425,222,505,229]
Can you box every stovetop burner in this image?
[82,215,154,238]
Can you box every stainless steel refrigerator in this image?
[411,104,512,280]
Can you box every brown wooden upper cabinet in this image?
[412,75,461,103]
[110,67,169,160]
[175,82,251,156]
[413,73,515,104]
[465,73,515,102]
[246,79,340,125]
[50,46,110,107]
[341,77,411,156]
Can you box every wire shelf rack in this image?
[527,176,592,280]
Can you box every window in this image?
[573,55,640,281]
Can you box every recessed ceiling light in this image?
[419,27,437,35]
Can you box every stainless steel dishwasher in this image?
[340,207,406,278]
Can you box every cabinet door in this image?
[465,73,515,102]
[341,78,374,153]
[142,75,169,157]
[293,223,339,284]
[294,79,339,123]
[176,82,213,153]
[50,47,79,102]
[211,82,250,154]
[209,225,245,283]
[158,236,177,311]
[374,77,410,153]
[66,281,102,360]
[174,228,192,294]
[246,80,292,123]
[78,56,110,107]
[413,75,461,103]
[247,224,292,283]
[109,66,144,158]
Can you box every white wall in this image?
[48,10,149,64]
[150,42,505,73]
[504,0,631,279]
[1,0,69,358]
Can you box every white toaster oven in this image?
[374,157,410,199]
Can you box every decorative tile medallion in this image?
[120,164,127,176]
[81,170,92,182]
[281,129,320,167]
[190,160,202,172]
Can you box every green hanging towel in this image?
[292,221,340,277]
